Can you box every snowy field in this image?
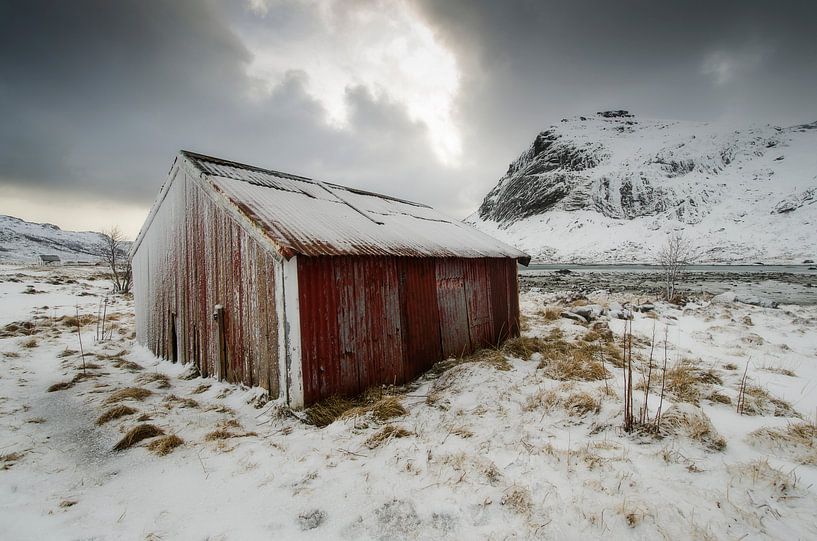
[2,264,817,540]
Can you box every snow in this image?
[469,115,817,263]
[0,215,111,263]
[2,264,817,539]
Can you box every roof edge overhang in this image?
[132,150,532,266]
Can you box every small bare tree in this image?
[101,226,132,294]
[657,232,695,301]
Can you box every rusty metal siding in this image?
[296,255,520,404]
[132,170,280,396]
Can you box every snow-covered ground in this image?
[2,265,817,539]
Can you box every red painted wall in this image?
[297,256,520,404]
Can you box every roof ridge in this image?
[181,150,431,209]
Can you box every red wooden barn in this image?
[131,151,530,407]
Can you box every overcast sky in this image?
[1,0,815,237]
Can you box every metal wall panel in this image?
[132,171,280,396]
[297,256,520,404]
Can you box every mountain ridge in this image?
[468,111,817,263]
[0,215,112,263]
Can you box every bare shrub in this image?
[657,232,695,301]
[100,226,132,294]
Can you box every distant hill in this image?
[0,215,115,263]
[468,111,817,263]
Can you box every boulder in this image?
[573,304,604,320]
[560,311,588,324]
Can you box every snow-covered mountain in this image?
[468,111,817,263]
[0,215,110,263]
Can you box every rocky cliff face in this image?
[469,112,817,263]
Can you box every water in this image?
[519,264,817,305]
[524,264,817,275]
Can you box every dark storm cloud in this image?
[1,0,815,222]
[0,0,461,212]
[412,0,817,188]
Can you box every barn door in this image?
[435,260,471,358]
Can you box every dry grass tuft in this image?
[762,367,797,377]
[58,348,78,358]
[501,336,548,360]
[113,424,164,451]
[137,372,171,389]
[2,351,21,358]
[563,391,601,415]
[109,358,143,371]
[665,362,722,404]
[462,348,512,370]
[501,486,532,515]
[192,383,211,394]
[1,451,26,467]
[96,405,137,425]
[47,381,74,392]
[728,459,802,497]
[539,306,562,321]
[20,337,38,349]
[305,396,357,427]
[305,390,407,427]
[105,387,152,404]
[204,429,256,441]
[365,425,412,448]
[707,391,733,405]
[369,396,408,422]
[540,348,609,381]
[749,423,816,464]
[741,385,797,417]
[661,406,726,451]
[147,434,184,456]
[163,395,199,409]
[523,388,559,412]
[205,429,234,441]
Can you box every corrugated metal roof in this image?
[182,151,531,263]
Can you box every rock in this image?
[298,509,327,531]
[713,291,778,308]
[735,295,779,309]
[634,303,654,313]
[802,259,814,264]
[560,311,588,323]
[555,268,572,275]
[711,292,737,304]
[573,304,604,320]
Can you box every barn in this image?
[131,151,530,408]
